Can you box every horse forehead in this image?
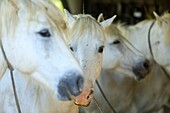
[18,4,46,19]
[77,37,104,48]
[35,11,48,22]
[72,17,105,38]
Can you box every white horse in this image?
[81,13,170,113]
[102,24,151,81]
[0,0,84,113]
[64,10,115,107]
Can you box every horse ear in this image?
[97,13,104,22]
[153,11,163,25]
[100,15,116,29]
[64,9,76,28]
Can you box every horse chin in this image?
[133,69,151,81]
[134,72,150,81]
[134,75,145,81]
[74,99,91,107]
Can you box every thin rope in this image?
[0,43,21,113]
[93,97,105,113]
[148,21,155,57]
[10,70,22,113]
[96,80,117,113]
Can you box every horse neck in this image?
[0,45,7,79]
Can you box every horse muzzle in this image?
[132,59,151,80]
[57,71,84,101]
[74,88,94,107]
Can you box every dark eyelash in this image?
[70,47,74,52]
[112,40,120,44]
[38,29,51,37]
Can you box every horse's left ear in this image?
[97,13,104,22]
[100,15,117,29]
[64,9,76,28]
[153,11,163,25]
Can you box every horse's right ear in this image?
[100,15,117,29]
[153,11,163,25]
[97,13,104,22]
[64,9,76,28]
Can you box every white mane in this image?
[160,12,170,44]
[114,23,131,40]
[68,14,105,43]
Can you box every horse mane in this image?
[0,0,67,39]
[69,14,105,43]
[104,23,131,46]
[110,22,131,41]
[105,24,121,37]
[160,12,170,44]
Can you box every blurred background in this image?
[51,0,170,25]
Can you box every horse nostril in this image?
[85,88,94,100]
[87,95,90,100]
[89,89,94,95]
[143,60,150,69]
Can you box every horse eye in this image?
[98,46,104,53]
[113,40,120,44]
[70,47,74,52]
[38,29,51,38]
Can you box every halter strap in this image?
[95,80,117,113]
[148,21,170,80]
[93,97,105,113]
[0,43,21,113]
[148,21,155,57]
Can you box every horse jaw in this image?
[0,47,7,79]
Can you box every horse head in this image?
[0,0,84,101]
[100,14,151,80]
[64,9,116,106]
